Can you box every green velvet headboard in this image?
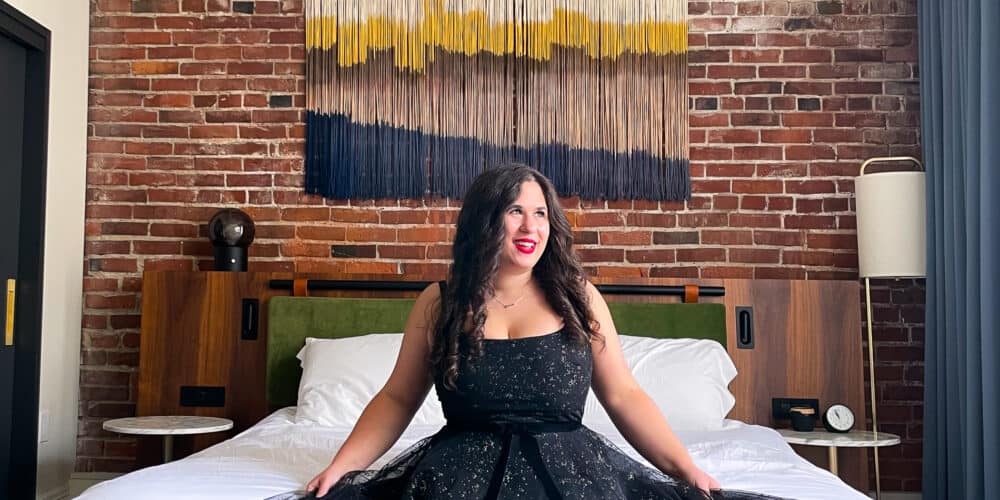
[266,296,725,408]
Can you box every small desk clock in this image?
[822,404,855,433]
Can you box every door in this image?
[0,3,49,497]
[0,30,27,497]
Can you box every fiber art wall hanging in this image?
[304,1,689,201]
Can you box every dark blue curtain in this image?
[920,0,1000,498]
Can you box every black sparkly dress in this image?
[298,330,784,500]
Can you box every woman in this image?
[303,164,778,500]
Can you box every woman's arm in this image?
[586,282,720,493]
[307,283,441,496]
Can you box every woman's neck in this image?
[493,268,533,297]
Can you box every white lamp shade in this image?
[854,171,926,278]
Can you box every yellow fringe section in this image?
[306,4,687,71]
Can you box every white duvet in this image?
[76,408,867,500]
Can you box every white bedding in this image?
[77,408,867,500]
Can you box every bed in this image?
[76,407,865,499]
[78,285,869,500]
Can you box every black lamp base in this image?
[214,246,248,271]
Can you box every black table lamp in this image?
[208,208,255,271]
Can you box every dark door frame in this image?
[0,2,50,499]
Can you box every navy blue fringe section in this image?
[306,112,691,201]
[305,112,427,199]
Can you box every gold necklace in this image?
[492,289,527,309]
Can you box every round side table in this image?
[777,428,900,497]
[103,415,233,462]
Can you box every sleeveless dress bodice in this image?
[297,330,784,500]
[436,331,589,427]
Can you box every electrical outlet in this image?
[38,409,49,443]
[771,397,820,420]
[180,386,225,407]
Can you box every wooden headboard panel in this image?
[137,272,865,488]
[590,276,866,489]
[588,277,865,426]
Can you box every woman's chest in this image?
[480,300,564,340]
[443,335,593,409]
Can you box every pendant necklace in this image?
[492,290,527,309]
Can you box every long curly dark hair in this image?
[430,163,599,390]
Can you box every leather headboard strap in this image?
[293,279,309,297]
[683,284,699,304]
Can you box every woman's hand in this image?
[305,463,346,498]
[678,463,721,496]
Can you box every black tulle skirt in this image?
[275,423,786,500]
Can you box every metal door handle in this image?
[4,278,14,346]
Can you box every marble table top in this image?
[103,416,234,435]
[776,429,901,448]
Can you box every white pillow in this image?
[582,336,737,432]
[295,333,734,432]
[294,333,446,427]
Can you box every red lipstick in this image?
[513,238,537,254]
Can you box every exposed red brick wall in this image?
[82,0,923,491]
[863,278,924,492]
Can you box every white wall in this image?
[4,0,89,498]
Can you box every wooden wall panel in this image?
[726,279,866,491]
[136,271,282,464]
[590,277,867,491]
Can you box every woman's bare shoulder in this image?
[410,282,443,344]
[422,280,445,307]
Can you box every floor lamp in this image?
[854,156,926,499]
